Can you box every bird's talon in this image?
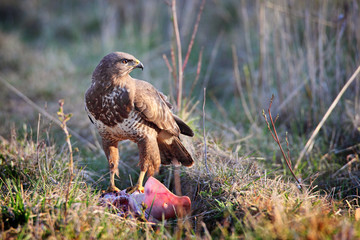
[126,185,144,194]
[106,186,120,193]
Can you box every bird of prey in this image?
[85,52,194,193]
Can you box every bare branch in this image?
[182,0,206,72]
[188,47,203,98]
[171,0,183,110]
[162,54,177,82]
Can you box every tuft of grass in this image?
[1,115,360,239]
[0,123,173,239]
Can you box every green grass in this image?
[0,0,360,238]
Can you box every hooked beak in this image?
[134,60,144,71]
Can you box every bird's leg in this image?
[103,141,120,192]
[127,137,160,194]
[127,170,146,194]
[108,170,120,192]
[136,170,146,192]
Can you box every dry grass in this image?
[1,126,359,239]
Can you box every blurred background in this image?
[0,0,359,191]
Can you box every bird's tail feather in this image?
[157,132,193,167]
[173,115,194,137]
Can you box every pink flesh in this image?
[144,177,191,220]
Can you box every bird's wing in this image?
[134,80,180,136]
[158,89,193,137]
[158,91,173,109]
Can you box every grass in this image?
[0,0,360,238]
[1,124,360,239]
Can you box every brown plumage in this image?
[85,52,194,192]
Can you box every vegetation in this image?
[1,0,359,238]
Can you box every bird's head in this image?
[94,52,144,80]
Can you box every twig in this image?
[332,154,359,178]
[57,100,74,175]
[170,46,178,86]
[57,99,74,222]
[182,0,206,72]
[162,54,177,82]
[188,47,203,98]
[165,0,206,111]
[263,95,302,189]
[171,0,183,110]
[0,76,98,151]
[36,114,41,166]
[295,65,360,169]
[202,88,210,175]
[285,132,292,168]
[321,143,360,162]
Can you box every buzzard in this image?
[85,52,194,193]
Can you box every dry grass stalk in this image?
[295,65,360,169]
[57,99,74,221]
[263,95,302,189]
[202,88,210,175]
[331,154,359,178]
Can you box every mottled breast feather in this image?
[86,85,132,127]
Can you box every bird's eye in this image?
[121,59,128,64]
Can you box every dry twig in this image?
[295,65,360,169]
[162,54,177,82]
[188,47,203,98]
[164,0,205,110]
[182,0,206,72]
[171,0,183,110]
[263,95,302,189]
[57,99,74,221]
[331,154,359,178]
[203,88,210,175]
